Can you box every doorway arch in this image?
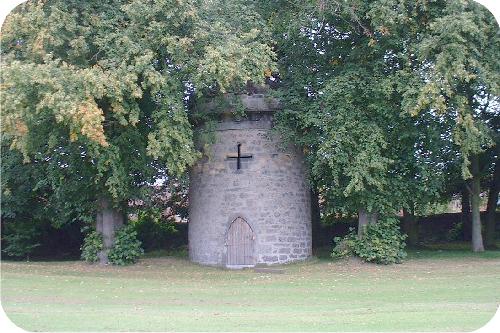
[226,217,255,267]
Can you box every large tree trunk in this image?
[96,197,124,264]
[358,208,368,237]
[485,157,499,249]
[470,155,485,252]
[461,187,472,241]
[310,189,322,249]
[403,208,418,247]
[358,208,378,237]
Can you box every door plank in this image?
[227,217,254,266]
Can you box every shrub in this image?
[1,221,40,260]
[80,231,103,263]
[331,228,357,259]
[132,209,178,251]
[331,217,407,264]
[356,218,407,264]
[445,221,463,242]
[108,224,144,265]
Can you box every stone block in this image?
[263,255,278,262]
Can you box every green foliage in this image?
[108,224,144,265]
[191,93,250,157]
[415,201,454,217]
[1,221,40,259]
[193,118,218,158]
[332,218,407,264]
[331,229,357,259]
[261,0,498,221]
[356,218,408,264]
[80,230,103,263]
[132,208,178,251]
[228,94,247,119]
[446,222,464,242]
[403,0,499,179]
[1,140,96,230]
[1,0,275,229]
[264,0,455,218]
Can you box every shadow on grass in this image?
[142,246,189,259]
[312,241,500,262]
[406,241,500,260]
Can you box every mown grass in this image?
[1,247,499,331]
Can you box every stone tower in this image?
[189,94,312,268]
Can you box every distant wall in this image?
[313,212,500,247]
[413,212,499,243]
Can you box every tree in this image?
[1,0,275,262]
[3,0,497,258]
[484,140,499,248]
[260,0,498,252]
[262,0,450,236]
[402,0,500,251]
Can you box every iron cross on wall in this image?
[227,143,253,170]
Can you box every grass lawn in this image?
[1,247,500,332]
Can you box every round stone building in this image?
[189,94,312,268]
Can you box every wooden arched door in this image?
[226,217,255,267]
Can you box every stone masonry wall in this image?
[189,100,312,267]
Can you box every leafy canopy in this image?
[261,0,498,216]
[1,0,275,225]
